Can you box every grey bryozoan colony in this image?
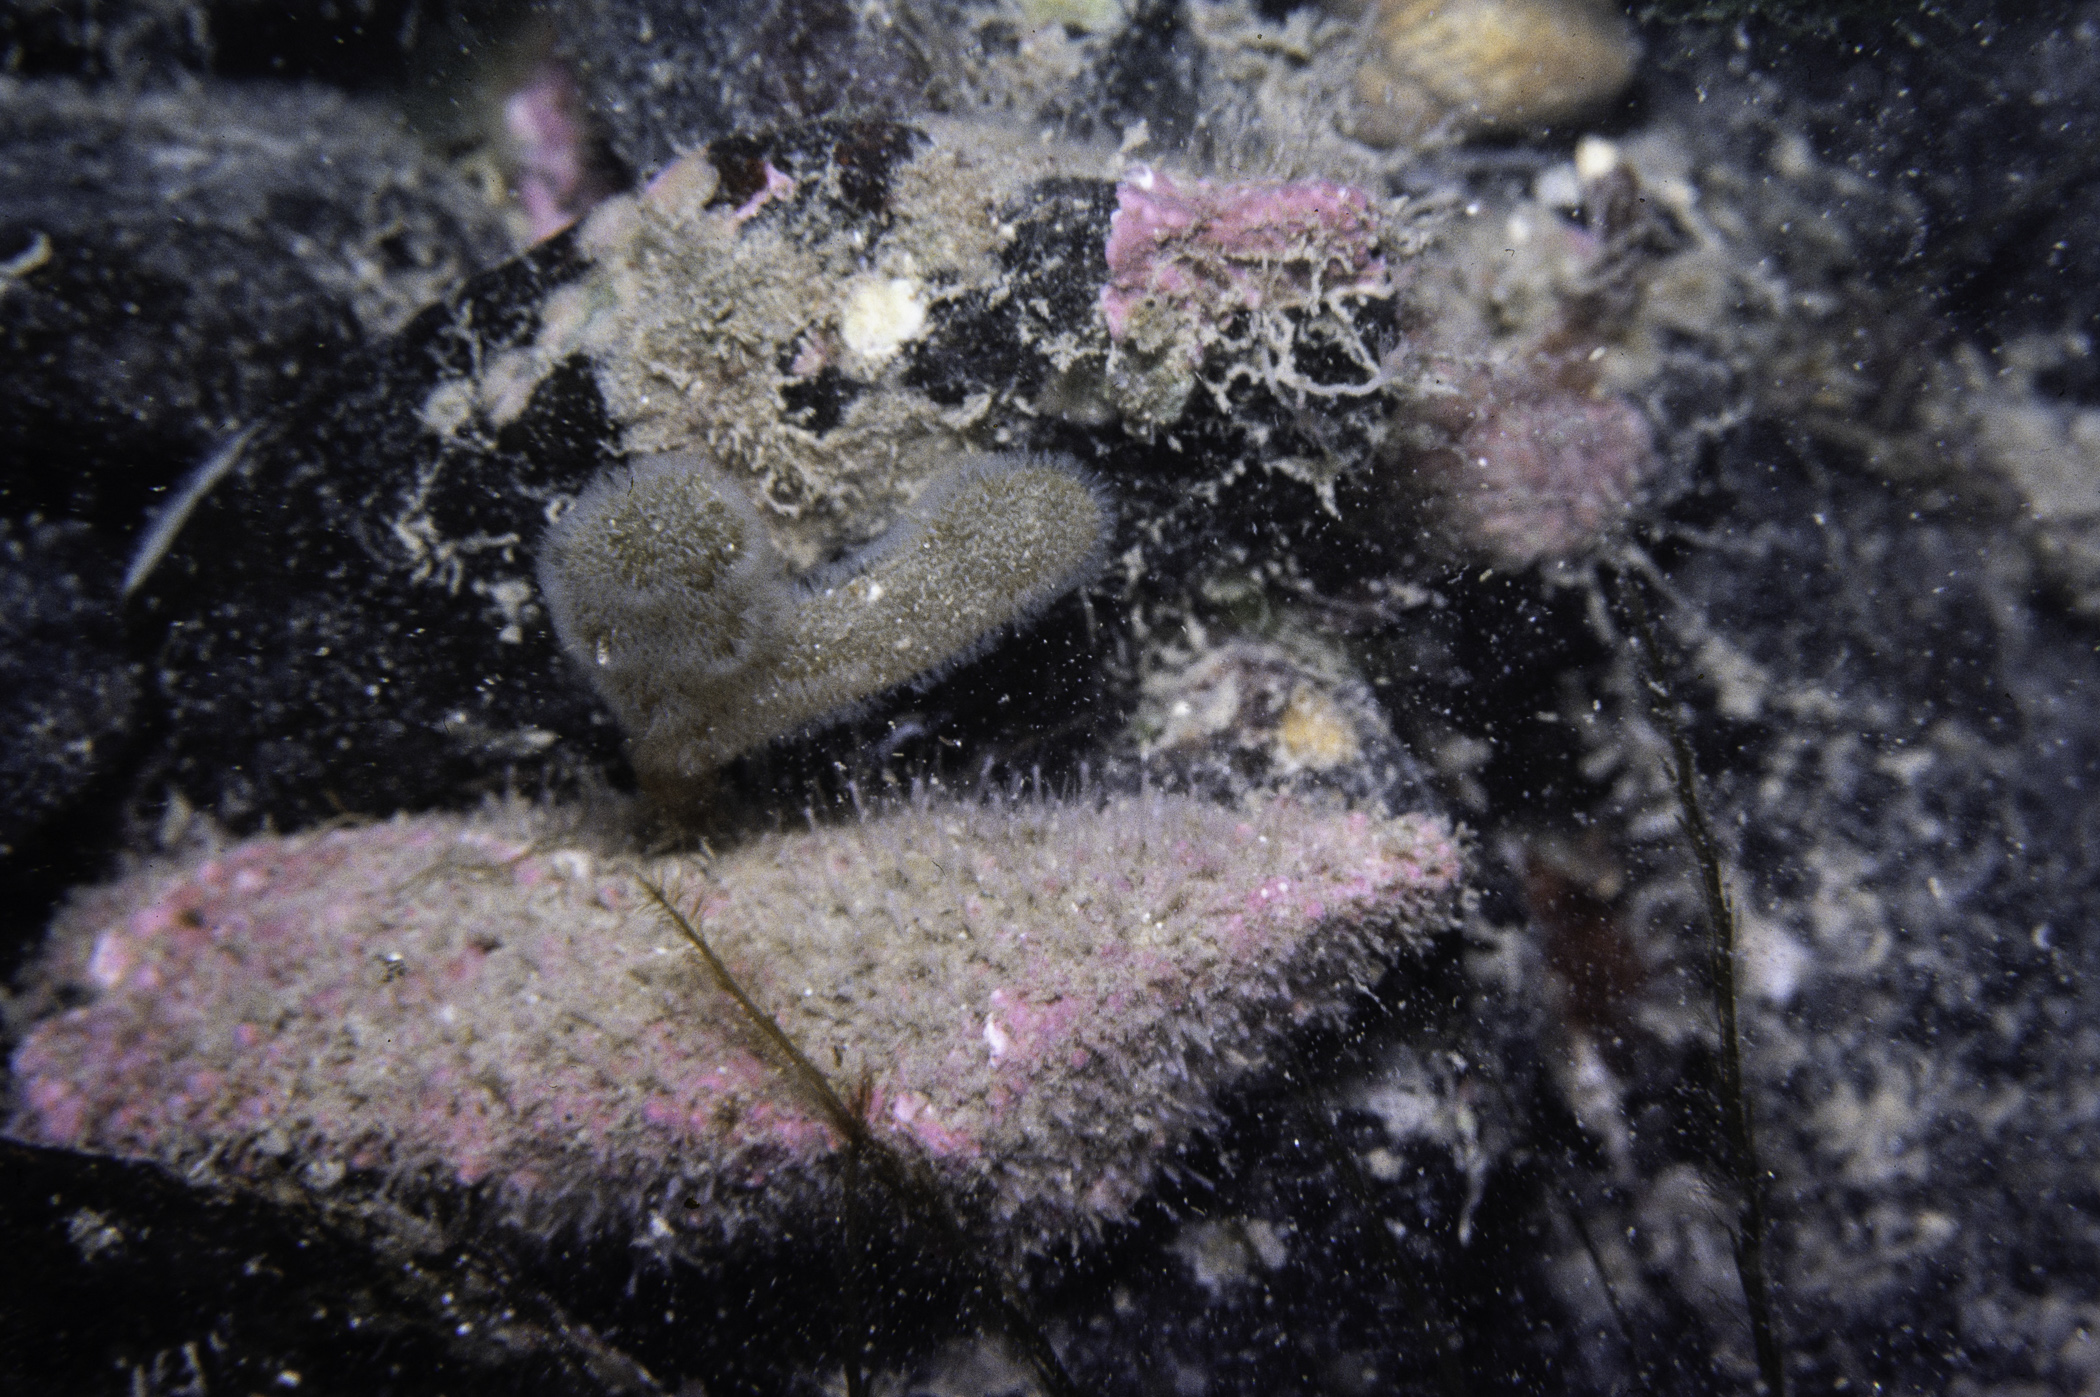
[537,451,1112,790]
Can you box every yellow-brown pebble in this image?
[1277,686,1363,772]
[1342,0,1640,147]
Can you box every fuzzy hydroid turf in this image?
[9,793,1460,1249]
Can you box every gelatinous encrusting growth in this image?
[777,456,1112,721]
[537,452,1112,784]
[535,452,795,773]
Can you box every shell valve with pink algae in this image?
[1096,165,1396,426]
[1098,166,1390,347]
[7,793,1462,1250]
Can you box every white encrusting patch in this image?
[840,275,928,365]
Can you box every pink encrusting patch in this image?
[7,794,1460,1249]
[501,61,616,243]
[1409,363,1661,567]
[1099,166,1391,346]
[728,160,797,227]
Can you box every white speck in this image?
[1,229,52,279]
[1739,912,1811,1006]
[841,276,927,364]
[1533,163,1582,209]
[984,1015,1013,1059]
[86,932,133,990]
[302,1158,345,1191]
[1574,135,1620,181]
[480,576,535,645]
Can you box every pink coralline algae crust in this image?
[1413,366,1659,567]
[502,62,613,242]
[1099,166,1391,349]
[7,795,1461,1249]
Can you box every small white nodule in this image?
[840,276,927,365]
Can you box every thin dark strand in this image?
[1290,1057,1471,1397]
[1475,1070,1642,1379]
[1616,580,1786,1397]
[1559,1175,1640,1381]
[639,877,861,1139]
[843,1138,868,1397]
[636,878,1086,1397]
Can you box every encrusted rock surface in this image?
[0,76,514,530]
[9,3,2100,1395]
[11,793,1462,1252]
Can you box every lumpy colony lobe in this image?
[536,451,1112,784]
